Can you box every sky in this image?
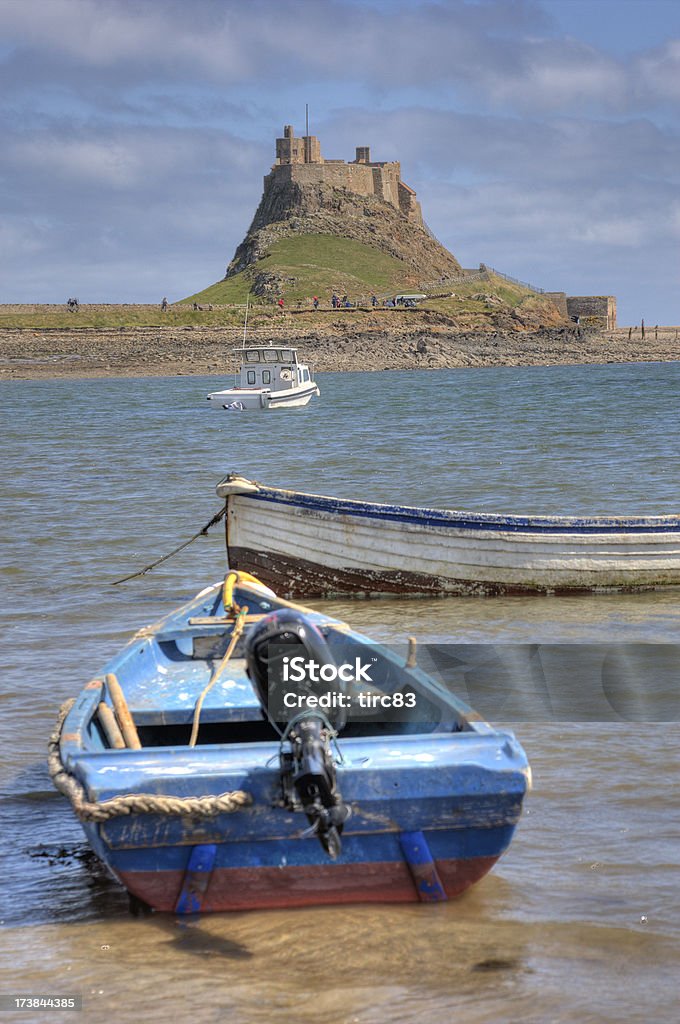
[1,0,680,324]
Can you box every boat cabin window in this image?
[262,370,271,384]
[245,349,261,362]
[247,370,256,385]
[301,367,310,382]
[280,349,294,362]
[263,350,280,363]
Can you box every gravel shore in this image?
[1,318,678,379]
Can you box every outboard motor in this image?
[246,610,350,858]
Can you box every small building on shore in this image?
[566,295,617,330]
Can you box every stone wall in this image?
[544,292,568,318]
[566,295,616,329]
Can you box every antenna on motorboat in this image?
[242,297,249,346]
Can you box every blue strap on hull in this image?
[175,844,217,914]
[399,831,448,902]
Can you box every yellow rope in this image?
[222,569,266,612]
[188,604,249,748]
[188,570,267,746]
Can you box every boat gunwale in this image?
[60,581,498,769]
[239,482,680,534]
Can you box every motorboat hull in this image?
[207,382,319,410]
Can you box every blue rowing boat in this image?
[50,573,530,913]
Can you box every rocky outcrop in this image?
[2,323,646,380]
[225,178,462,283]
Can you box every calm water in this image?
[1,363,680,1023]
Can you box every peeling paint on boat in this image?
[221,476,680,598]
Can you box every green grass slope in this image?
[183,234,425,305]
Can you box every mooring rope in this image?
[48,700,252,822]
[111,505,227,585]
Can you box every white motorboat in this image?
[207,344,319,411]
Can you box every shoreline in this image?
[1,322,679,380]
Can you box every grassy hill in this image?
[183,234,431,306]
[180,233,564,329]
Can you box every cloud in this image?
[0,0,656,114]
[0,0,678,321]
[322,106,680,189]
[0,120,266,301]
[635,39,680,104]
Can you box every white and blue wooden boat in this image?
[218,475,680,597]
[50,572,530,913]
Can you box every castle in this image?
[267,125,424,227]
[231,124,617,329]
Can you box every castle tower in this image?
[276,125,322,165]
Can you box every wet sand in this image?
[1,319,678,379]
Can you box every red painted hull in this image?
[118,855,499,913]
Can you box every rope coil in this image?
[48,700,252,822]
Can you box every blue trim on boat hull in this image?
[103,822,516,912]
[91,823,519,871]
[244,487,680,535]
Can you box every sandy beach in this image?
[1,313,678,380]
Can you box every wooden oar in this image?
[105,672,142,749]
[97,702,126,749]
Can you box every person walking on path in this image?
[277,297,284,310]
[161,296,168,311]
[371,294,377,307]
[313,296,319,310]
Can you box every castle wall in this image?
[266,161,422,225]
[270,126,422,225]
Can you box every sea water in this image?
[1,362,679,1023]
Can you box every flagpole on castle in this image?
[304,103,310,163]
